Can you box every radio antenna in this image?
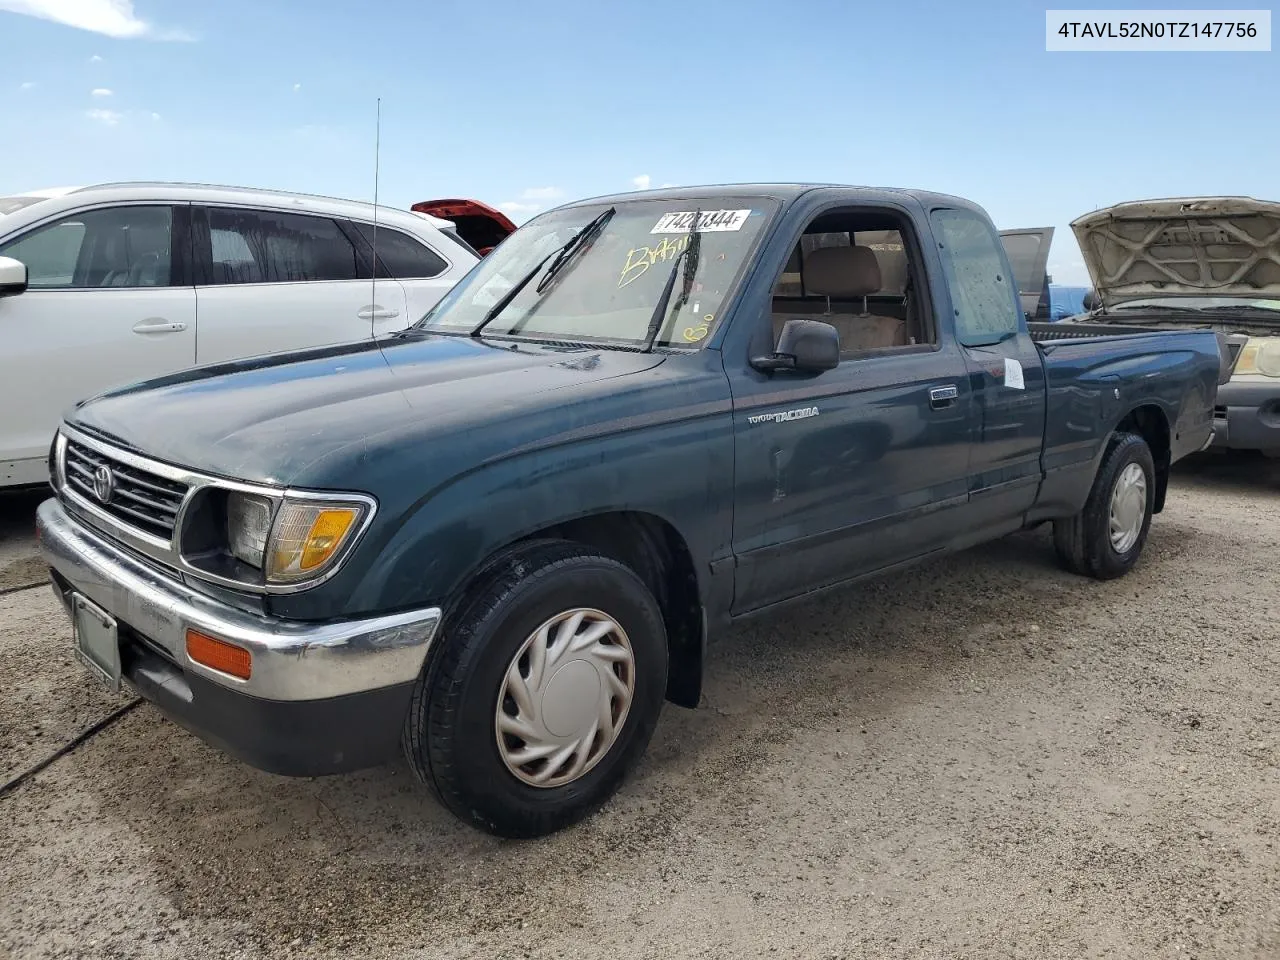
[369,96,381,337]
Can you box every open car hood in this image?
[1072,196,1280,308]
[411,198,516,256]
[999,226,1055,318]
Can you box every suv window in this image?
[349,222,448,279]
[201,208,362,284]
[930,208,1022,344]
[0,205,173,288]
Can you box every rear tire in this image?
[403,540,668,838]
[1053,431,1155,580]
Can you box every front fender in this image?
[353,405,734,615]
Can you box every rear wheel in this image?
[403,541,667,838]
[1053,431,1155,580]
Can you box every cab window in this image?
[930,208,1022,345]
[769,207,935,359]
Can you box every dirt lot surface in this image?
[2,455,1278,960]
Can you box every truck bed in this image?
[1029,321,1235,385]
[1028,320,1179,341]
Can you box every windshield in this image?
[1113,296,1280,313]
[0,196,48,217]
[416,198,777,348]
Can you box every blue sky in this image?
[2,0,1276,284]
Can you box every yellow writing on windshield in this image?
[682,314,714,343]
[618,235,690,288]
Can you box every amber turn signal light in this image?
[185,629,252,680]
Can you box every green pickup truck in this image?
[39,184,1231,837]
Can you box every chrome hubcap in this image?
[495,608,635,788]
[1109,462,1148,553]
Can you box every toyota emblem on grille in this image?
[92,464,115,504]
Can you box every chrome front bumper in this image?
[37,497,441,701]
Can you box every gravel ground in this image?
[1,454,1278,960]
[0,487,47,593]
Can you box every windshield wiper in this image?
[469,207,615,339]
[641,209,702,352]
[1198,304,1280,316]
[1111,303,1209,317]
[536,207,615,294]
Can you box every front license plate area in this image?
[72,593,121,692]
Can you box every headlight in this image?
[1234,338,1280,378]
[226,492,274,567]
[224,491,372,586]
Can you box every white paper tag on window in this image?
[1004,357,1025,390]
[651,210,751,234]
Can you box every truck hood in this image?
[69,335,665,486]
[1072,196,1280,308]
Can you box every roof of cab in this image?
[556,183,988,215]
[2,181,453,231]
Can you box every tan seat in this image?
[772,245,907,354]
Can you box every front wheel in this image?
[1053,431,1155,580]
[403,541,668,838]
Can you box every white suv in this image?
[0,182,494,487]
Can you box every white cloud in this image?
[89,53,102,62]
[631,174,651,190]
[86,107,122,125]
[0,0,192,40]
[1048,257,1091,286]
[292,82,302,92]
[497,187,566,220]
[20,80,37,90]
[498,201,542,216]
[150,111,160,121]
[519,186,563,202]
[91,87,112,97]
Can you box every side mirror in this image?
[0,257,28,298]
[751,318,840,373]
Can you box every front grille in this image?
[64,440,189,540]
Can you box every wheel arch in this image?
[1115,403,1171,513]
[446,510,706,709]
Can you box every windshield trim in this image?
[1110,296,1280,314]
[415,196,781,351]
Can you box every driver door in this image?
[725,205,976,613]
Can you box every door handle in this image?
[929,385,959,409]
[357,306,401,321]
[131,318,187,334]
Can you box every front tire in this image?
[1053,431,1155,580]
[403,541,668,838]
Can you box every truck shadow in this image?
[1171,449,1280,496]
[60,517,1196,953]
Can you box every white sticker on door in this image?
[1004,357,1025,390]
[651,210,751,234]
